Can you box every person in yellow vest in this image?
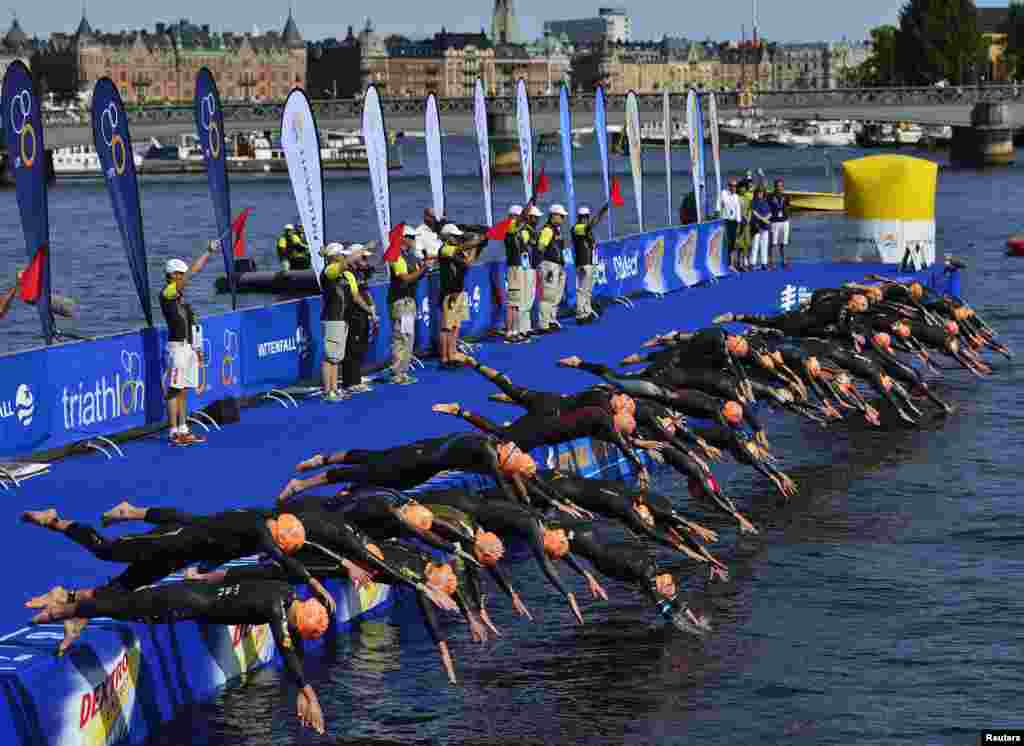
[340,245,379,395]
[572,203,609,325]
[503,204,527,343]
[437,224,485,368]
[536,204,570,333]
[277,224,311,271]
[319,243,349,402]
[161,241,218,445]
[517,205,543,337]
[388,225,432,385]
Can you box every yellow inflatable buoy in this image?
[840,155,937,266]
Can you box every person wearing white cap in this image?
[161,240,220,445]
[515,205,543,339]
[502,204,530,344]
[388,224,432,385]
[536,204,570,332]
[572,201,610,324]
[319,243,350,402]
[437,223,485,367]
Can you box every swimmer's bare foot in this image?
[296,454,326,473]
[25,585,69,609]
[21,509,59,530]
[59,618,88,656]
[101,501,143,527]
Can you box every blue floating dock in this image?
[0,250,959,746]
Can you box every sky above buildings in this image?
[15,0,1010,43]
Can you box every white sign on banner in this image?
[281,89,325,282]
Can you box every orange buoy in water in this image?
[1007,235,1024,256]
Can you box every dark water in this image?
[4,141,1024,744]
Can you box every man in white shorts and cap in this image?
[536,204,570,332]
[319,242,349,401]
[502,204,528,343]
[517,205,543,337]
[161,241,218,445]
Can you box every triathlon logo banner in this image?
[194,68,236,307]
[362,84,392,249]
[515,79,534,202]
[91,77,152,327]
[473,79,493,227]
[594,86,613,239]
[1,60,54,343]
[282,89,326,284]
[425,93,445,220]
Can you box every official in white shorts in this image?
[160,244,217,446]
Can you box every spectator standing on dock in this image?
[277,224,311,271]
[388,225,430,386]
[720,178,742,272]
[572,203,609,325]
[162,241,218,445]
[537,204,570,333]
[750,185,772,270]
[319,243,349,402]
[438,224,486,368]
[341,246,378,395]
[768,178,791,269]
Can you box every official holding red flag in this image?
[572,201,610,325]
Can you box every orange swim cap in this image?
[722,401,744,426]
[872,332,892,351]
[634,502,654,526]
[880,374,893,392]
[909,282,924,301]
[944,321,959,337]
[613,411,636,435]
[425,562,457,596]
[866,286,883,302]
[542,528,570,559]
[758,353,775,370]
[805,356,821,378]
[610,393,635,416]
[293,598,329,640]
[360,543,385,579]
[893,322,911,339]
[473,530,505,567]
[655,573,676,599]
[954,307,969,322]
[400,503,434,532]
[771,350,784,366]
[726,335,749,358]
[271,514,306,555]
[848,294,869,313]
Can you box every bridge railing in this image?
[40,86,1024,127]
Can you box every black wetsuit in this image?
[62,508,313,596]
[425,489,576,601]
[458,407,645,473]
[551,523,663,601]
[798,338,916,416]
[75,579,308,688]
[473,364,615,416]
[661,328,750,389]
[323,433,518,501]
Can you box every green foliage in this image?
[896,0,988,84]
[859,25,900,85]
[1004,1,1024,80]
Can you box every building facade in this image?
[544,6,631,46]
[768,42,828,89]
[32,13,306,104]
[0,20,34,83]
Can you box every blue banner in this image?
[702,221,730,278]
[91,78,152,327]
[157,312,243,412]
[2,60,54,344]
[594,86,612,240]
[0,347,49,457]
[194,68,236,309]
[239,301,316,394]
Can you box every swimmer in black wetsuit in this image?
[430,402,652,490]
[281,433,529,504]
[424,488,591,624]
[459,354,636,418]
[21,505,335,654]
[637,327,755,403]
[30,577,330,734]
[691,424,799,507]
[542,472,729,578]
[864,332,953,414]
[550,521,711,633]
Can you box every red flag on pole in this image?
[610,176,625,208]
[231,208,252,258]
[486,216,514,241]
[384,223,406,263]
[536,167,551,196]
[18,244,46,303]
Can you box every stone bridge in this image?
[40,86,1024,147]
